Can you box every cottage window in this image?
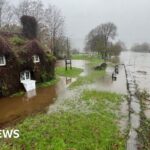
[33,55,40,63]
[0,56,6,66]
[20,71,31,81]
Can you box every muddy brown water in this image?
[0,52,150,128]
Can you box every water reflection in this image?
[26,90,37,100]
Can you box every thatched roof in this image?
[0,32,22,38]
[24,40,44,55]
[0,36,11,55]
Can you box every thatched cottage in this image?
[0,16,55,97]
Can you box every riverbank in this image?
[0,55,127,149]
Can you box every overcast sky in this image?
[13,0,150,50]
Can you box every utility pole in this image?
[65,37,72,70]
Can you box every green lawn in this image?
[0,91,126,150]
[56,67,83,77]
[72,54,89,60]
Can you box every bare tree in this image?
[44,4,64,56]
[100,22,117,47]
[0,0,5,27]
[14,0,30,20]
[14,0,44,23]
[85,22,117,55]
[1,1,15,26]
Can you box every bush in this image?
[41,71,49,82]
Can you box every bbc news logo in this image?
[0,129,20,139]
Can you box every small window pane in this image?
[33,55,40,63]
[0,56,6,66]
[26,72,30,79]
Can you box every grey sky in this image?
[12,0,150,50]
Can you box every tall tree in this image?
[85,22,117,55]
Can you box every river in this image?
[120,51,150,93]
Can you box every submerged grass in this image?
[0,90,125,150]
[69,69,106,89]
[70,55,105,89]
[56,67,83,77]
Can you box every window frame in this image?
[0,56,6,66]
[33,55,40,63]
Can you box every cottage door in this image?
[20,71,31,82]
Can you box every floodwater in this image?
[0,52,150,127]
[120,51,150,93]
[0,60,83,128]
[90,65,127,94]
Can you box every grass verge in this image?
[72,54,103,64]
[0,90,125,150]
[56,67,83,77]
[37,78,59,88]
[69,69,106,89]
